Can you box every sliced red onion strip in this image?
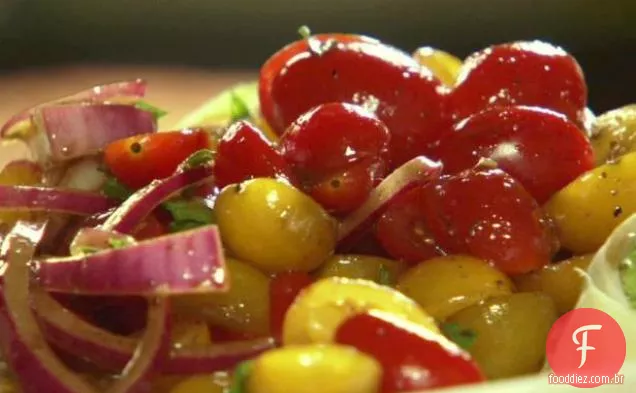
[337,156,443,249]
[34,225,227,295]
[1,80,147,137]
[0,221,99,393]
[33,291,275,374]
[32,104,156,162]
[107,296,170,393]
[102,165,214,234]
[0,185,116,215]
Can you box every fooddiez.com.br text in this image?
[548,373,625,385]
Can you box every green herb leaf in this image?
[163,198,215,223]
[108,237,134,249]
[620,250,636,309]
[76,246,101,255]
[230,92,250,123]
[183,149,215,170]
[442,322,477,350]
[169,220,207,233]
[377,264,393,286]
[135,100,168,120]
[102,176,132,201]
[229,360,253,393]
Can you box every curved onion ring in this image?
[337,155,443,249]
[34,291,275,374]
[0,185,116,216]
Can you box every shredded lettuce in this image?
[135,100,168,120]
[163,197,215,233]
[230,92,251,123]
[175,82,259,129]
[107,237,134,249]
[228,360,253,393]
[102,176,132,201]
[182,149,215,170]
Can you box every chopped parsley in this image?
[135,100,168,120]
[620,249,636,309]
[230,92,251,123]
[102,176,132,201]
[228,360,253,393]
[76,246,101,255]
[108,237,134,249]
[163,197,215,233]
[182,149,215,170]
[442,322,477,350]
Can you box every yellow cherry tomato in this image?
[397,255,514,321]
[168,372,230,393]
[446,292,558,379]
[544,152,636,254]
[591,104,636,165]
[413,46,463,87]
[173,258,271,336]
[514,254,593,314]
[215,178,337,273]
[247,344,381,393]
[283,277,439,345]
[0,160,43,229]
[315,254,406,286]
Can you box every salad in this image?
[0,28,635,393]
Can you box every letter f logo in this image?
[572,324,603,368]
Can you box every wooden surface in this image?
[0,66,257,129]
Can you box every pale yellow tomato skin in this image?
[171,319,213,348]
[514,254,593,314]
[591,104,636,165]
[173,258,271,335]
[247,345,381,393]
[446,292,558,379]
[544,152,636,254]
[215,178,337,273]
[168,372,230,393]
[413,46,463,87]
[315,254,406,286]
[283,277,439,345]
[0,160,42,228]
[397,255,514,321]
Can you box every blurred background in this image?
[0,0,635,122]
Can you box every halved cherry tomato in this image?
[375,186,444,264]
[270,272,314,340]
[423,168,557,275]
[432,106,594,203]
[214,120,295,188]
[281,103,390,214]
[449,41,587,126]
[259,33,375,133]
[104,129,211,189]
[335,310,485,393]
[260,34,450,168]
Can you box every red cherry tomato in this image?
[260,35,450,168]
[104,129,211,189]
[209,325,260,342]
[269,272,313,340]
[132,213,167,240]
[375,186,445,264]
[432,106,595,203]
[423,168,557,275]
[214,120,295,188]
[281,103,390,214]
[449,41,587,126]
[336,311,485,393]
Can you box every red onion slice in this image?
[35,225,227,295]
[33,291,275,374]
[0,185,116,215]
[102,165,214,234]
[107,297,170,393]
[31,104,156,163]
[337,156,443,249]
[1,80,147,137]
[0,221,99,393]
[69,227,136,256]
